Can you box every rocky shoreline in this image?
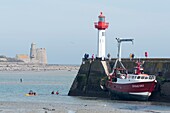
[0,62,80,71]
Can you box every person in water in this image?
[51,90,59,95]
[56,91,59,95]
[51,91,54,94]
[28,90,36,95]
[33,92,36,95]
[28,90,33,95]
[20,78,22,83]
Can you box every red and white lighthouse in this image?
[94,12,109,60]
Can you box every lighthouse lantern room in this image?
[94,12,109,60]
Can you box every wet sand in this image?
[0,101,169,113]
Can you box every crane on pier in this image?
[113,38,134,70]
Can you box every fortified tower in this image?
[29,43,47,64]
[36,48,47,64]
[94,12,109,60]
[30,43,37,62]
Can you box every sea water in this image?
[0,70,170,112]
[0,70,77,103]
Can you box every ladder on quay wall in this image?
[101,61,109,75]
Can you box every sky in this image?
[0,0,170,64]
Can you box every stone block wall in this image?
[68,58,170,102]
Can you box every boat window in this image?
[134,76,137,79]
[137,76,140,79]
[141,76,144,79]
[152,76,155,79]
[132,76,134,79]
[149,76,153,79]
[145,77,148,79]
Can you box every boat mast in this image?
[113,38,134,69]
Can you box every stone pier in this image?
[68,58,170,102]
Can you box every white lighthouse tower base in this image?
[94,12,109,60]
[97,30,106,60]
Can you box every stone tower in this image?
[36,48,47,64]
[30,43,37,63]
[30,43,48,64]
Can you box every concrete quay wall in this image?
[0,62,79,71]
[68,58,170,102]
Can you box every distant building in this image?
[30,43,37,63]
[0,55,7,61]
[36,48,47,64]
[16,54,30,63]
[30,43,48,64]
[15,43,48,64]
[0,58,7,61]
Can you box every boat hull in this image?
[109,90,150,101]
[106,81,156,101]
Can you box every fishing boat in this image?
[101,38,157,101]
